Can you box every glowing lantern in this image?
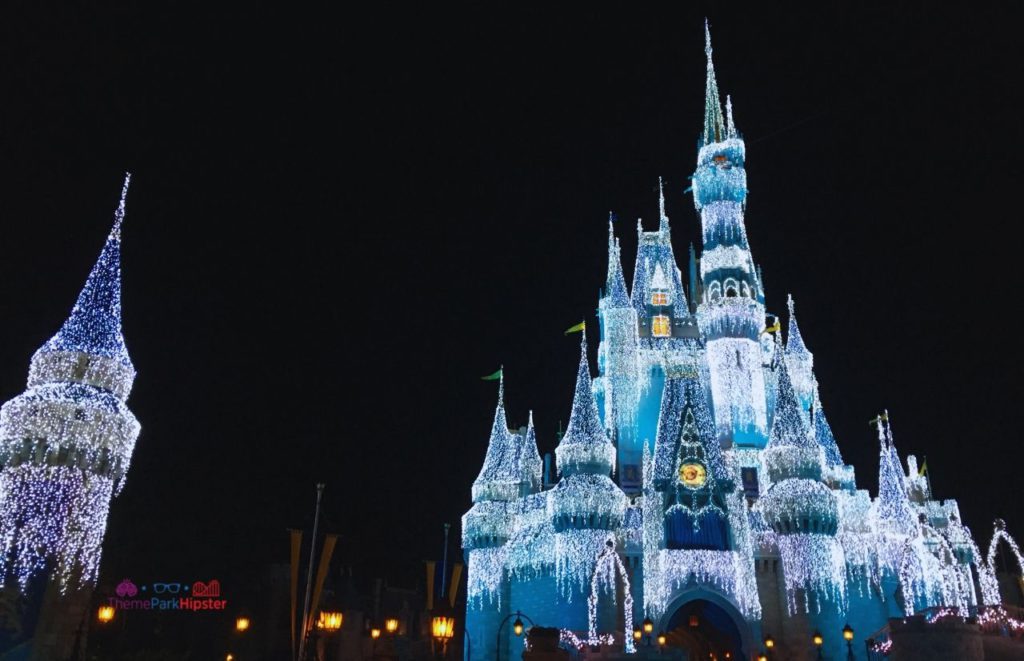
[317,611,343,632]
[235,616,250,633]
[97,605,115,623]
[385,617,399,634]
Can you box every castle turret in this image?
[758,359,844,613]
[550,333,626,616]
[784,295,816,413]
[875,415,916,537]
[0,175,142,660]
[0,174,140,590]
[693,23,768,448]
[597,217,645,493]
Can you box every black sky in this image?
[0,4,1022,593]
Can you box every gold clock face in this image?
[679,462,707,489]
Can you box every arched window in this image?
[707,282,722,303]
[724,278,738,298]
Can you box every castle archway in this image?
[659,588,754,661]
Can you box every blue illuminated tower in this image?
[693,23,768,448]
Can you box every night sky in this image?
[0,4,1021,599]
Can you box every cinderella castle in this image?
[462,24,1021,661]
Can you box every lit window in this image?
[652,315,671,337]
[651,291,669,306]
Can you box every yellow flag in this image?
[760,320,781,335]
[564,321,586,335]
[918,458,928,477]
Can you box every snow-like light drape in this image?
[0,174,140,592]
[704,335,767,439]
[587,540,635,652]
[776,534,847,613]
[466,547,506,609]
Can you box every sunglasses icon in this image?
[153,583,182,594]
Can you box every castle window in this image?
[652,315,671,337]
[651,291,669,306]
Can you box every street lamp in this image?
[385,617,399,635]
[813,631,823,660]
[432,616,455,658]
[317,611,343,632]
[371,627,382,640]
[657,631,666,649]
[97,605,115,624]
[633,626,642,644]
[235,616,250,633]
[843,624,855,661]
[495,611,534,661]
[643,617,654,635]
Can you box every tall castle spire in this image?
[40,173,132,366]
[703,19,726,146]
[658,176,669,233]
[29,173,136,399]
[604,214,630,307]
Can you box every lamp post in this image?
[432,615,455,659]
[813,631,823,660]
[495,610,534,661]
[656,631,666,654]
[97,605,115,625]
[763,634,774,660]
[310,610,342,661]
[843,624,855,661]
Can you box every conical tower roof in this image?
[766,358,815,450]
[785,294,811,357]
[812,393,844,467]
[876,415,916,535]
[555,331,615,476]
[37,174,133,368]
[471,371,520,502]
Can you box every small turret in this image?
[555,334,616,477]
[785,294,816,412]
[472,372,532,502]
[875,414,916,536]
[763,357,822,482]
[602,215,630,309]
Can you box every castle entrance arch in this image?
[660,589,754,661]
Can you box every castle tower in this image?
[625,182,698,489]
[0,175,142,658]
[693,23,768,448]
[463,373,518,659]
[596,217,641,489]
[550,333,626,632]
[758,358,845,659]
